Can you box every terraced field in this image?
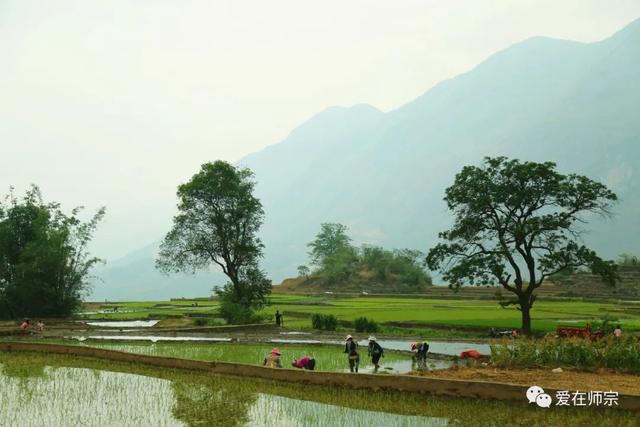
[81,294,640,335]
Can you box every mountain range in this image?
[90,19,640,301]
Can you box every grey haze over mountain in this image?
[91,19,640,301]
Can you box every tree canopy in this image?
[426,157,618,334]
[156,161,271,323]
[307,223,352,267]
[304,223,431,290]
[0,186,105,318]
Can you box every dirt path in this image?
[414,366,640,395]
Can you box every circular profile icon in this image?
[526,385,545,404]
[535,393,552,408]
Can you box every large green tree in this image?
[0,186,105,318]
[426,157,618,334]
[156,161,270,323]
[307,223,357,284]
[307,223,352,266]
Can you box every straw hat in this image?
[271,347,281,355]
[368,336,377,341]
[345,335,353,341]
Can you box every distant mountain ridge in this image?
[91,18,640,301]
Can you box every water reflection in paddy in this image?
[246,394,446,426]
[0,364,446,426]
[0,366,183,427]
[86,320,160,328]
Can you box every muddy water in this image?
[86,320,160,328]
[71,335,232,342]
[374,340,492,356]
[348,358,454,374]
[268,338,491,356]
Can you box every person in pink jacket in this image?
[292,355,316,370]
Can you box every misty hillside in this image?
[242,19,640,282]
[90,242,223,301]
[91,19,640,300]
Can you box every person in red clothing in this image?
[291,355,316,370]
[19,319,30,333]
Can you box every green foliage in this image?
[305,223,431,291]
[322,245,359,285]
[0,186,104,318]
[217,265,272,324]
[591,314,618,335]
[354,316,380,333]
[361,246,432,287]
[297,265,310,278]
[491,336,640,373]
[157,161,271,323]
[307,223,352,267]
[311,313,338,331]
[427,157,618,334]
[218,300,264,324]
[192,318,225,327]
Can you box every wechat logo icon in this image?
[526,385,552,408]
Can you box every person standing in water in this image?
[367,336,384,372]
[275,310,283,327]
[344,335,359,373]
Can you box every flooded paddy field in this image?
[69,340,423,373]
[1,352,636,427]
[85,320,160,328]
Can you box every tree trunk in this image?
[520,302,532,335]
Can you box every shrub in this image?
[490,336,640,373]
[193,318,226,327]
[311,314,338,331]
[354,316,380,333]
[219,300,266,324]
[591,315,618,335]
[193,318,208,326]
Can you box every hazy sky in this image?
[2,0,640,259]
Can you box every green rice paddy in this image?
[84,295,640,335]
[1,352,637,427]
[75,341,413,373]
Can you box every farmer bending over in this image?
[292,355,316,370]
[412,340,429,369]
[263,348,283,368]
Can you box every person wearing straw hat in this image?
[367,336,384,372]
[344,335,360,373]
[263,348,283,368]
